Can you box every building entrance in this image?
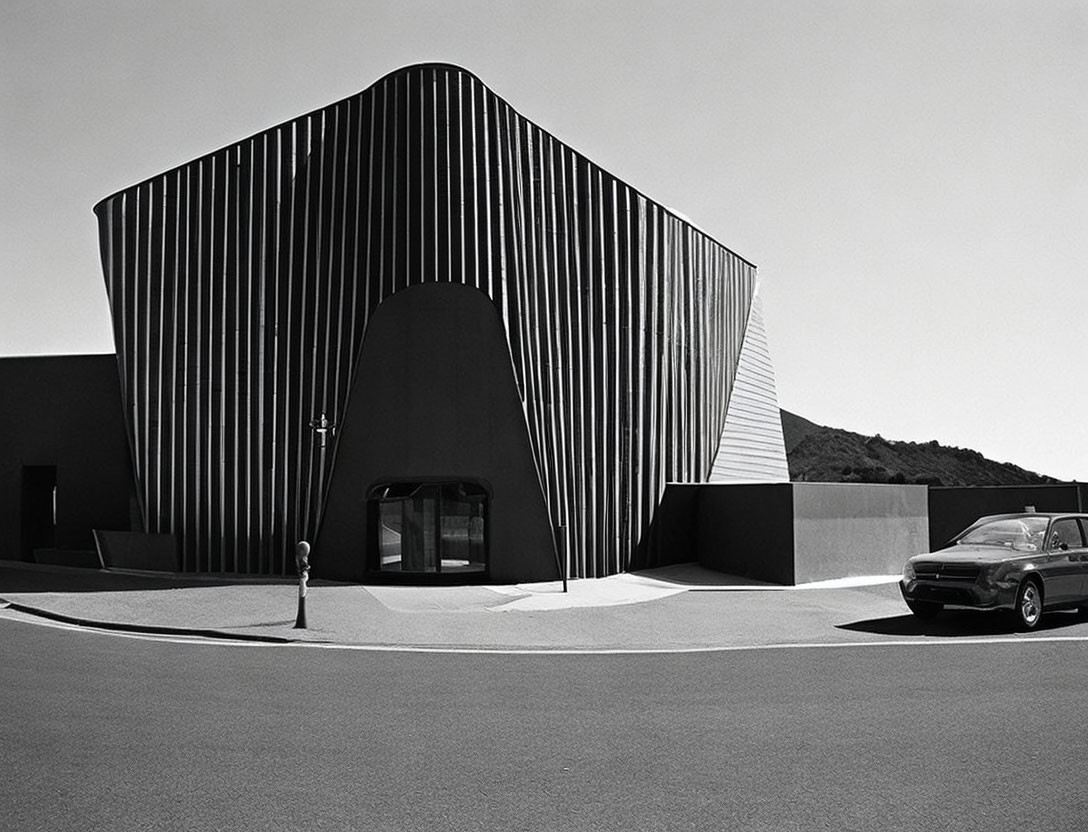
[21,465,57,562]
[371,482,487,575]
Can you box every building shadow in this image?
[0,563,280,595]
[838,607,1088,637]
[628,562,777,588]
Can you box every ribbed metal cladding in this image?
[94,63,759,578]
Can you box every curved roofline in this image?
[93,61,756,269]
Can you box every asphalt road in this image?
[5,615,1088,832]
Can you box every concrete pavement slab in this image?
[0,560,917,650]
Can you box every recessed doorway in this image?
[370,482,487,575]
[21,465,57,562]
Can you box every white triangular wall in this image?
[709,288,790,482]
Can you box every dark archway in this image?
[315,283,559,583]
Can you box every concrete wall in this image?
[929,484,1088,548]
[697,483,795,584]
[652,482,928,585]
[791,483,928,583]
[94,531,179,572]
[0,355,134,563]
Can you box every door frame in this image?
[365,479,490,581]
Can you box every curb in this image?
[0,598,302,644]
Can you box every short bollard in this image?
[294,540,311,629]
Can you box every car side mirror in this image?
[1058,542,1069,552]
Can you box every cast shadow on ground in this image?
[838,607,1088,637]
[628,563,775,588]
[0,564,274,595]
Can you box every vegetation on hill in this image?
[780,409,1058,486]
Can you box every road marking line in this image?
[5,608,1088,654]
[301,634,1088,655]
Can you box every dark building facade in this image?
[93,63,788,582]
[0,355,134,565]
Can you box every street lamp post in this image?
[296,412,336,630]
[309,411,337,525]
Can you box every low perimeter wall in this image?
[929,484,1088,548]
[94,531,179,572]
[788,483,929,583]
[660,482,929,585]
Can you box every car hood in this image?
[912,545,1038,564]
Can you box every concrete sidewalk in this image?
[0,560,907,651]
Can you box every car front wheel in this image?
[1014,578,1043,630]
[906,599,942,619]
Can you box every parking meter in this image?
[294,540,311,628]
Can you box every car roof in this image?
[973,512,1088,522]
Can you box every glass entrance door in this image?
[373,482,486,574]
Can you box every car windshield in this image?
[957,517,1048,552]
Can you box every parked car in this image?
[900,513,1088,629]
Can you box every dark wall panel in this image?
[696,484,795,585]
[317,283,558,583]
[929,485,1088,549]
[632,484,701,571]
[0,356,134,561]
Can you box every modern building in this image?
[91,63,789,583]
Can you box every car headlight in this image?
[902,561,915,581]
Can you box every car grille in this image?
[913,562,981,582]
[913,584,977,605]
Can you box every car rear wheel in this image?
[906,599,942,619]
[1014,578,1043,630]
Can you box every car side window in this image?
[1049,519,1086,551]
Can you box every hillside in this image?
[780,409,1058,486]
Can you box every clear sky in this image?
[2,0,1085,481]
